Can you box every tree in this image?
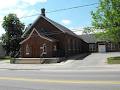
[91,0,120,42]
[83,27,96,34]
[2,13,25,57]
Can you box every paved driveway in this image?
[65,52,120,67]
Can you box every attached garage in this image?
[80,34,120,52]
[98,44,106,53]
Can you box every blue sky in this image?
[0,0,99,36]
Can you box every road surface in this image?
[0,69,119,90]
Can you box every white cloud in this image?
[61,19,71,25]
[0,0,48,36]
[0,27,5,37]
[0,0,18,10]
[70,27,84,35]
[0,15,3,21]
[13,9,27,18]
[0,15,5,36]
[13,9,38,18]
[39,0,47,3]
[21,0,47,5]
[0,0,47,10]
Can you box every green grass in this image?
[4,60,10,63]
[0,56,11,60]
[107,56,120,64]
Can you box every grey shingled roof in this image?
[79,34,108,43]
[79,34,97,43]
[22,15,79,38]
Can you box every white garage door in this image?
[98,45,106,53]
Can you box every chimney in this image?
[41,8,45,16]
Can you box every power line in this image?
[20,13,40,19]
[0,3,98,23]
[46,3,98,13]
[20,3,98,19]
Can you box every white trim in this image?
[20,28,54,44]
[34,28,54,42]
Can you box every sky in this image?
[0,0,99,36]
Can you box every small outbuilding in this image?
[80,34,120,52]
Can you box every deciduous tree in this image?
[2,13,25,57]
[91,0,120,42]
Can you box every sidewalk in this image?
[0,60,120,71]
[0,52,120,71]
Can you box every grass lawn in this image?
[107,56,120,64]
[0,56,11,60]
[0,56,11,63]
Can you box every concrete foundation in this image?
[13,58,64,64]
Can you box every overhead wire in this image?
[20,3,98,19]
[0,3,98,32]
[0,3,98,21]
[46,3,98,13]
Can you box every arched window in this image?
[26,44,30,55]
[53,45,57,51]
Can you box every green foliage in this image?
[0,56,11,60]
[91,0,120,42]
[2,14,24,37]
[83,27,95,34]
[107,57,120,64]
[2,13,25,57]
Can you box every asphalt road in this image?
[0,70,120,90]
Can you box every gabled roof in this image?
[22,15,79,38]
[79,34,97,43]
[20,28,57,44]
[79,34,107,43]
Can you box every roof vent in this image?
[41,8,45,16]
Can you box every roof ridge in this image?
[41,15,78,36]
[22,15,79,38]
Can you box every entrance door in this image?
[98,45,106,53]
